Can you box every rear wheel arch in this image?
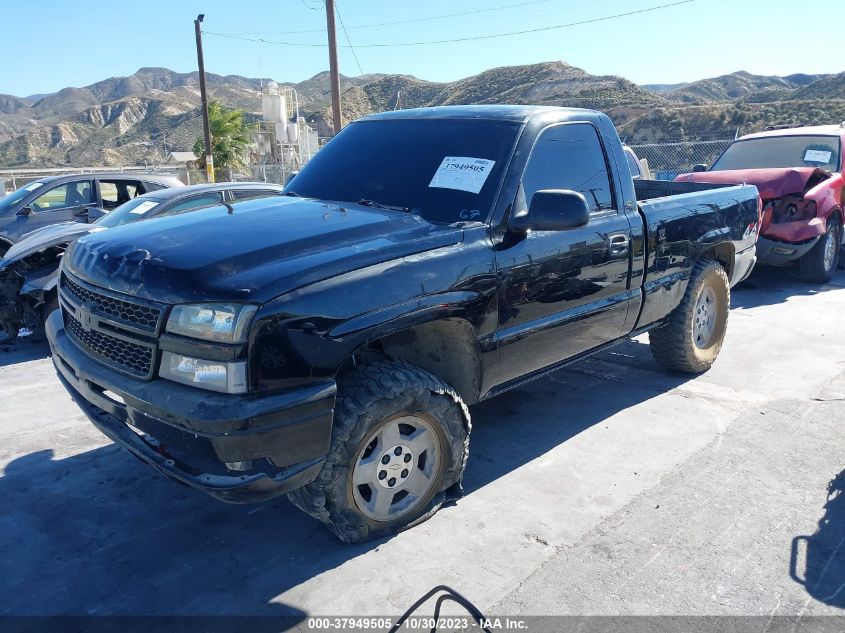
[698,242,734,279]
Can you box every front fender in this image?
[328,291,480,338]
[246,227,499,393]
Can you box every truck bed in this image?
[633,181,760,328]
[634,179,732,201]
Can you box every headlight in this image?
[166,303,257,343]
[160,351,248,394]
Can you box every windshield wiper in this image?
[284,191,302,197]
[356,199,411,213]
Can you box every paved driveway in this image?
[1,267,843,621]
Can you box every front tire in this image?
[649,260,730,374]
[799,217,841,283]
[287,360,470,543]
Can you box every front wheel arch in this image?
[799,215,841,283]
[341,317,484,405]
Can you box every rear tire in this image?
[287,359,470,543]
[649,260,730,374]
[799,217,841,283]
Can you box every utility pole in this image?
[325,0,342,135]
[194,14,215,183]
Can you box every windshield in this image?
[96,196,164,228]
[0,182,46,214]
[286,118,519,224]
[712,135,842,172]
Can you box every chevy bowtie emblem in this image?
[77,304,95,332]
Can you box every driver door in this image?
[493,122,633,386]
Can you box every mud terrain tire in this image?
[287,360,470,543]
[649,260,730,374]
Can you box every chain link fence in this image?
[628,140,733,181]
[182,164,294,186]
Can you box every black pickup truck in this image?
[47,106,760,542]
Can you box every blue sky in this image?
[3,0,842,97]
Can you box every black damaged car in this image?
[47,106,760,542]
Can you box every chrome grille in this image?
[64,311,154,377]
[62,274,161,331]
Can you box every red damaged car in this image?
[677,124,844,282]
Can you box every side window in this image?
[30,180,93,212]
[99,180,144,210]
[522,123,615,213]
[231,189,283,201]
[99,182,119,209]
[158,192,224,217]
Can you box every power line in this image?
[229,0,554,35]
[203,0,698,49]
[334,1,388,112]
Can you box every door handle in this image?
[608,233,629,256]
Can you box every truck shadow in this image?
[0,339,690,617]
[731,265,844,310]
[790,468,845,609]
[0,338,50,367]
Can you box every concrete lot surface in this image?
[1,267,843,620]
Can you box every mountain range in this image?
[1,63,844,168]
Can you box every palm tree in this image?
[193,101,252,179]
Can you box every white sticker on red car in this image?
[429,157,495,194]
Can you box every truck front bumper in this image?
[756,236,819,266]
[46,310,335,503]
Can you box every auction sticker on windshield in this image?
[804,149,832,163]
[24,182,44,192]
[130,201,159,215]
[429,157,495,194]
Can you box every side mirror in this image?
[73,202,98,219]
[16,206,33,217]
[510,189,590,232]
[693,163,709,172]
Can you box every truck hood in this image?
[63,197,466,304]
[2,222,98,268]
[676,167,832,199]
